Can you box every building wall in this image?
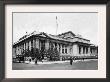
[13,36,98,59]
[36,38,39,49]
[72,44,79,56]
[45,39,49,50]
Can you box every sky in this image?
[13,13,98,45]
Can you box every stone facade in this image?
[13,31,98,60]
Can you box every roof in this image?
[13,31,91,45]
[58,31,76,36]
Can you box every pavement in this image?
[26,59,98,65]
[12,59,98,70]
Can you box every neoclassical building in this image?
[13,31,98,60]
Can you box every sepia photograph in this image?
[12,12,98,70]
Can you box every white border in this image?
[5,5,106,78]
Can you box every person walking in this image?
[35,58,37,65]
[70,57,73,65]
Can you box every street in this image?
[12,59,98,70]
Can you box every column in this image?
[67,45,70,55]
[21,44,23,55]
[64,45,65,54]
[14,47,16,56]
[67,46,70,55]
[57,43,59,52]
[45,40,49,50]
[33,39,35,49]
[29,41,31,51]
[24,42,26,51]
[88,47,90,56]
[85,47,86,56]
[93,48,95,56]
[73,44,78,56]
[39,40,41,50]
[18,46,19,55]
[95,48,97,56]
[81,46,83,56]
[36,38,39,49]
[18,45,20,55]
[60,44,62,54]
[13,47,16,58]
[59,44,61,53]
[19,45,21,55]
[26,42,28,50]
[28,41,29,50]
[53,43,55,49]
[91,48,93,56]
[69,44,72,55]
[16,47,17,56]
[77,45,79,56]
[83,47,85,56]
[20,45,21,55]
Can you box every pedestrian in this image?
[29,58,31,62]
[70,57,73,65]
[73,57,76,61]
[35,58,37,65]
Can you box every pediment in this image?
[58,31,75,39]
[39,34,47,37]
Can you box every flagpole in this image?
[56,16,58,35]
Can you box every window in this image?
[28,41,29,50]
[90,48,92,53]
[79,46,81,54]
[65,45,67,54]
[59,44,60,52]
[62,45,64,53]
[31,40,33,48]
[86,47,88,54]
[83,47,85,54]
[55,43,57,47]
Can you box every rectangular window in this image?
[31,40,33,48]
[59,44,60,52]
[28,41,29,50]
[65,46,67,54]
[62,49,64,53]
[79,46,81,54]
[83,47,85,54]
[65,49,67,54]
[62,45,64,53]
[86,47,88,54]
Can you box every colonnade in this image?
[78,45,91,56]
[13,37,98,58]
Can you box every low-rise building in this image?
[13,31,98,61]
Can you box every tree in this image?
[47,48,60,61]
[34,48,41,60]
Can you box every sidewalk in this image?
[36,59,98,65]
[37,60,69,64]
